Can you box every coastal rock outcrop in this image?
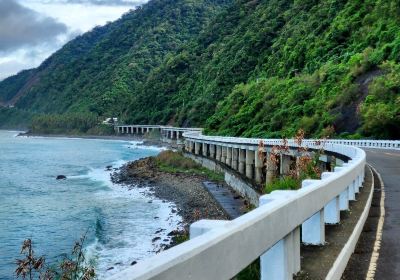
[56,175,66,180]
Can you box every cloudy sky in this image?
[0,0,149,81]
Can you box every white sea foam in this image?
[80,148,182,279]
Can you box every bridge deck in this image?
[364,148,400,279]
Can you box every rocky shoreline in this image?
[111,156,230,249]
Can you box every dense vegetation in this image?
[30,113,115,135]
[0,0,230,131]
[0,0,399,138]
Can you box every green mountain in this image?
[0,0,230,125]
[1,0,399,139]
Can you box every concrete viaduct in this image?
[113,124,400,280]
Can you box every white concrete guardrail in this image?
[107,126,382,280]
[115,125,400,150]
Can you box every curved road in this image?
[364,149,400,279]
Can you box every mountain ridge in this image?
[0,0,399,139]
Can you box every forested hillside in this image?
[0,0,230,117]
[0,0,399,139]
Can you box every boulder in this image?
[56,175,66,180]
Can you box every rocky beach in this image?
[111,153,236,248]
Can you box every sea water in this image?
[0,130,181,279]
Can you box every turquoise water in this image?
[0,131,181,279]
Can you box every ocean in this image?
[0,130,181,279]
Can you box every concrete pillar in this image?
[195,142,201,155]
[221,146,227,163]
[239,149,246,174]
[226,147,232,167]
[280,154,291,176]
[209,144,216,158]
[349,180,356,201]
[232,148,239,170]
[259,193,301,279]
[334,166,350,210]
[216,145,222,161]
[335,158,344,167]
[321,172,340,224]
[202,143,208,157]
[344,162,359,194]
[245,149,255,180]
[266,153,276,185]
[301,180,325,245]
[254,151,263,184]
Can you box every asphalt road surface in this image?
[364,149,400,279]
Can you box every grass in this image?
[155,150,225,182]
[265,176,301,194]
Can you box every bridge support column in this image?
[239,149,246,174]
[321,172,340,224]
[280,154,291,177]
[216,145,222,161]
[266,153,276,185]
[221,146,227,163]
[232,148,239,170]
[202,143,208,157]
[209,144,216,159]
[259,193,301,279]
[254,151,263,184]
[226,147,232,167]
[245,149,254,180]
[194,142,201,155]
[301,180,325,245]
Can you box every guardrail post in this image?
[334,167,350,210]
[301,180,325,245]
[245,149,255,180]
[321,172,340,224]
[259,193,300,280]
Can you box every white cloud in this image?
[0,0,148,81]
